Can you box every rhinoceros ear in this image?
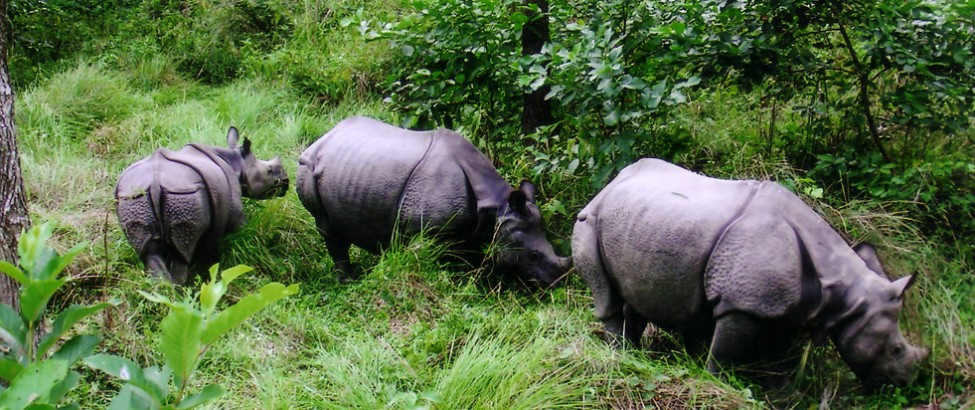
[508,189,529,214]
[518,180,537,203]
[854,242,889,279]
[227,126,240,148]
[892,273,918,299]
[241,138,252,158]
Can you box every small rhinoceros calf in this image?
[116,127,289,284]
[297,116,570,286]
[572,158,928,387]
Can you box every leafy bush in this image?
[85,264,298,409]
[352,0,704,186]
[0,223,115,409]
[812,151,975,243]
[650,0,975,165]
[523,0,703,184]
[348,0,527,131]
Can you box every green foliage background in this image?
[6,0,974,408]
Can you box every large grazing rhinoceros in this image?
[116,127,289,284]
[297,116,570,286]
[572,158,928,387]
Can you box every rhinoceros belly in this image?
[594,159,757,327]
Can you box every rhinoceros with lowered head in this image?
[297,116,570,286]
[572,158,928,387]
[116,127,289,284]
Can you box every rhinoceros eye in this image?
[528,250,542,261]
[890,343,904,357]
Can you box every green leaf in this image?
[0,261,28,286]
[200,283,298,345]
[646,80,667,108]
[567,158,580,174]
[107,384,155,410]
[160,305,204,387]
[24,404,56,410]
[674,75,701,89]
[83,354,165,405]
[214,262,249,282]
[175,384,224,409]
[509,11,528,25]
[20,279,68,325]
[46,370,80,404]
[0,358,25,382]
[143,366,171,400]
[37,242,86,282]
[198,280,225,316]
[17,224,55,276]
[49,335,101,365]
[38,302,114,359]
[0,359,68,410]
[207,263,220,280]
[199,265,251,315]
[136,291,174,307]
[0,302,26,354]
[668,89,687,104]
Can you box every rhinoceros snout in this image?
[538,256,572,288]
[879,345,929,387]
[920,347,930,362]
[276,177,290,196]
[559,256,572,271]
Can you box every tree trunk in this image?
[521,0,553,135]
[1,0,31,307]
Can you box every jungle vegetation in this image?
[2,0,973,408]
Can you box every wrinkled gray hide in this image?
[116,128,289,284]
[572,158,928,387]
[297,116,570,286]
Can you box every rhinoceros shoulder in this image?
[434,128,509,213]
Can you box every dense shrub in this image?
[121,0,294,84]
[8,0,140,84]
[812,150,975,244]
[350,0,527,131]
[355,0,704,186]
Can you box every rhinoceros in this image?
[297,116,570,286]
[572,158,928,387]
[116,127,289,284]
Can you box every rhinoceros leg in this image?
[707,312,762,374]
[169,259,189,285]
[709,312,801,385]
[572,216,625,345]
[313,216,358,283]
[142,243,174,283]
[623,304,649,347]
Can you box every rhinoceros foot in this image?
[334,260,360,284]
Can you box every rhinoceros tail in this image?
[116,155,167,257]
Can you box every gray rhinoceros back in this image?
[297,116,494,249]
